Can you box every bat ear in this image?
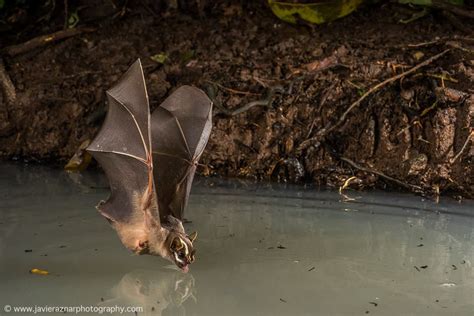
[188,231,198,243]
[144,210,160,229]
[171,237,184,251]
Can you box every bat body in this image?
[87,59,212,272]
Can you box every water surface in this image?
[0,163,473,315]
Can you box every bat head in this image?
[167,231,197,273]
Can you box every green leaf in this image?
[150,52,168,64]
[267,0,363,25]
[68,12,79,29]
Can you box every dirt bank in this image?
[0,2,473,198]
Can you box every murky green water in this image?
[0,163,473,315]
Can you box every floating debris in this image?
[440,283,456,288]
[369,302,378,307]
[277,245,286,249]
[308,267,315,272]
[29,268,49,275]
[24,249,33,253]
[279,298,287,303]
[420,265,428,269]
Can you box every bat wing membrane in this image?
[87,59,159,225]
[151,86,212,220]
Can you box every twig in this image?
[0,57,16,114]
[339,176,358,194]
[298,49,451,150]
[205,80,261,96]
[407,39,441,48]
[3,27,95,57]
[450,130,473,163]
[407,36,474,50]
[413,72,458,83]
[340,157,422,191]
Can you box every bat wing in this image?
[151,86,212,221]
[87,59,158,226]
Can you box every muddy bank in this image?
[0,2,473,198]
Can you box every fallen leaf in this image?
[64,139,92,172]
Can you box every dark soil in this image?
[0,1,473,198]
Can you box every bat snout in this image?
[171,242,196,273]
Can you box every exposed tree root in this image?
[0,57,16,111]
[298,49,451,151]
[340,157,423,192]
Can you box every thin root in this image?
[450,130,473,164]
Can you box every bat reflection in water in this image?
[99,269,196,316]
[87,59,212,272]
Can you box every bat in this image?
[87,59,212,272]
